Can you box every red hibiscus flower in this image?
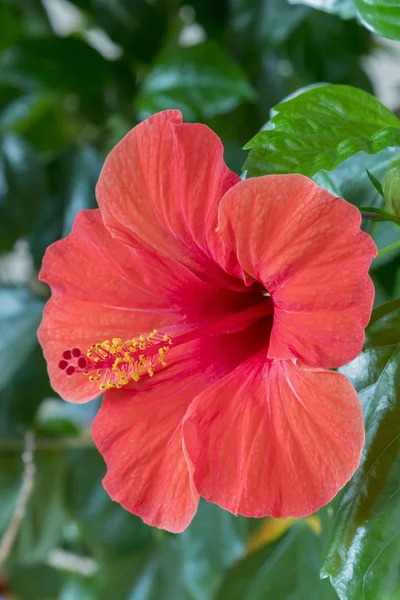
[38,110,376,533]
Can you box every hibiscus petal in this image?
[96,110,244,285]
[38,210,255,403]
[92,365,200,533]
[92,322,268,532]
[183,356,364,518]
[217,174,377,368]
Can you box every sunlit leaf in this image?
[244,84,400,177]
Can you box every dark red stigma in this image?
[59,348,84,376]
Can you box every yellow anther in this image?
[82,329,172,391]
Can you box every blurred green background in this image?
[0,1,399,599]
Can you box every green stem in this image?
[376,239,400,259]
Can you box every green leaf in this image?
[65,449,153,561]
[359,205,397,222]
[322,299,400,600]
[229,0,311,50]
[288,0,356,18]
[178,501,249,599]
[29,144,102,269]
[0,134,46,251]
[10,564,64,600]
[289,0,400,40]
[356,0,400,40]
[244,84,400,177]
[136,41,256,122]
[217,523,337,600]
[315,149,400,302]
[0,36,112,99]
[0,449,67,565]
[0,287,51,436]
[35,399,82,438]
[68,0,169,64]
[96,501,249,600]
[284,11,373,93]
[366,169,384,198]
[0,93,77,154]
[0,1,23,51]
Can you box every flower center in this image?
[58,298,273,391]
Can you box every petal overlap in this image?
[217,174,377,368]
[92,324,269,532]
[96,110,244,286]
[38,209,260,402]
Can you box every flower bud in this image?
[383,167,400,222]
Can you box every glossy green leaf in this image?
[322,300,400,600]
[136,41,255,122]
[217,523,338,600]
[0,134,46,251]
[356,0,400,40]
[244,84,400,177]
[0,287,51,436]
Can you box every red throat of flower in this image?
[58,298,273,391]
